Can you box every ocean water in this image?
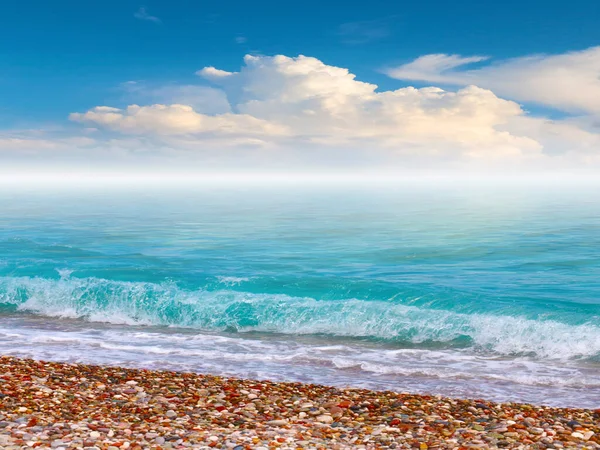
[0,181,599,408]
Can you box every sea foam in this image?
[1,275,599,361]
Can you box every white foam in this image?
[0,317,599,407]
[1,275,600,361]
[216,276,251,285]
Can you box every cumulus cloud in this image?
[197,67,234,79]
[34,52,597,171]
[386,47,600,115]
[70,54,543,162]
[70,104,287,137]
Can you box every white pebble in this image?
[316,414,334,424]
[266,419,287,426]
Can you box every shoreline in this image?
[0,356,598,449]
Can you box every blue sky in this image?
[2,0,599,125]
[1,0,600,173]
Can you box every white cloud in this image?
[197,67,234,79]
[69,104,288,137]
[69,55,543,161]
[120,81,231,114]
[134,7,161,24]
[387,54,488,80]
[386,47,600,115]
[48,53,598,169]
[196,54,539,158]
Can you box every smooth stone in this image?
[266,420,287,426]
[487,433,505,439]
[316,415,334,424]
[166,410,177,418]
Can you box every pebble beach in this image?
[0,357,598,449]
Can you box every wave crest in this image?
[1,275,599,360]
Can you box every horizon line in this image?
[1,171,600,186]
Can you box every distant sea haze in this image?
[0,182,599,408]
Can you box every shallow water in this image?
[1,182,599,407]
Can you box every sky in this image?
[1,0,600,175]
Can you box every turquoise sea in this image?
[1,180,599,407]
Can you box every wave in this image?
[0,275,599,361]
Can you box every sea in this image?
[1,178,599,408]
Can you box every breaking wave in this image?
[1,275,599,361]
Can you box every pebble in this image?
[266,419,287,426]
[0,355,598,450]
[316,414,334,423]
[584,431,596,440]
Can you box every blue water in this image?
[1,181,599,407]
